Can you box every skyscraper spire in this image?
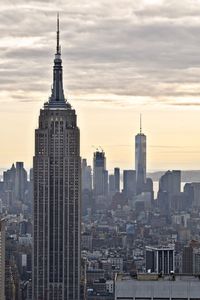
[45,14,71,109]
[140,113,142,134]
[135,113,146,195]
[56,13,60,55]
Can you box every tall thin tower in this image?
[135,115,146,195]
[33,16,81,300]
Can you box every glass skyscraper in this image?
[135,116,146,195]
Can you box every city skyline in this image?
[1,1,200,170]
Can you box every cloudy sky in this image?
[1,0,200,172]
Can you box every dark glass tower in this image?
[33,17,81,300]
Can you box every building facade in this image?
[33,17,81,300]
[82,159,92,191]
[158,170,181,210]
[0,219,5,300]
[146,245,175,274]
[3,162,28,210]
[123,170,136,199]
[114,168,120,192]
[93,150,107,197]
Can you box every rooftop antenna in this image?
[140,113,142,134]
[56,13,60,54]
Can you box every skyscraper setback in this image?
[33,17,81,300]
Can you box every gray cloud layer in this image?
[1,0,200,106]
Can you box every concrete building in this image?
[108,257,123,272]
[193,247,200,274]
[135,116,146,195]
[82,159,92,191]
[146,245,175,274]
[159,170,181,196]
[115,273,200,300]
[182,246,193,274]
[123,170,136,199]
[93,150,108,198]
[0,219,5,300]
[114,168,120,192]
[158,170,181,210]
[3,162,28,209]
[15,162,27,202]
[109,175,115,194]
[3,163,16,207]
[191,182,200,208]
[33,17,81,300]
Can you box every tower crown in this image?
[44,15,71,109]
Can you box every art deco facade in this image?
[33,18,81,300]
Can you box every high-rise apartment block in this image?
[33,17,81,300]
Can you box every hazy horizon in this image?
[1,0,200,171]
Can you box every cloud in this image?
[0,0,200,108]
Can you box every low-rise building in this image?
[115,273,200,300]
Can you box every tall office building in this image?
[93,150,107,197]
[3,164,16,207]
[3,162,27,209]
[159,170,181,196]
[109,174,115,194]
[135,116,146,195]
[15,162,27,202]
[0,219,5,300]
[123,170,136,199]
[114,167,120,192]
[33,17,81,300]
[82,159,92,191]
[184,182,200,209]
[158,170,181,210]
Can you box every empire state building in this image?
[33,17,81,300]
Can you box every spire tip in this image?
[56,13,60,54]
[140,114,142,134]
